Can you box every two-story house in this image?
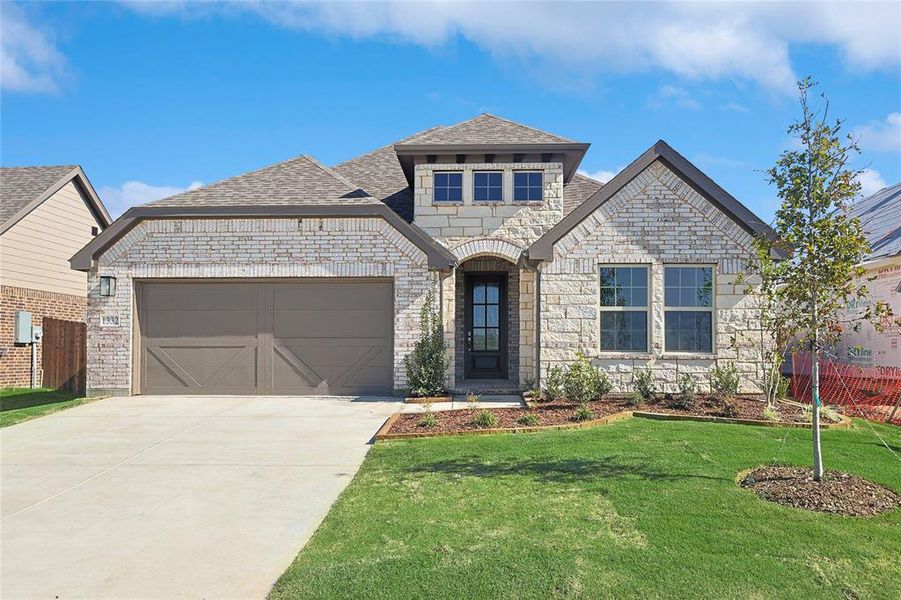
[72,115,775,397]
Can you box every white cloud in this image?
[0,3,67,93]
[721,102,750,113]
[855,113,901,153]
[578,167,623,184]
[648,84,701,110]
[99,180,203,217]
[129,1,901,94]
[856,169,887,197]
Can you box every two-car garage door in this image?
[138,280,393,395]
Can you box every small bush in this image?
[801,405,813,423]
[404,289,447,397]
[517,412,540,426]
[633,367,656,401]
[473,409,498,429]
[573,403,593,422]
[776,376,791,400]
[563,353,597,404]
[671,373,697,409]
[521,378,535,392]
[593,369,613,400]
[544,365,565,401]
[821,405,844,423]
[711,364,740,400]
[627,392,643,407]
[762,405,780,422]
[466,392,480,412]
[719,397,738,418]
[417,413,437,428]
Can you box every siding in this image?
[0,182,98,297]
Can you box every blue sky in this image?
[2,1,899,219]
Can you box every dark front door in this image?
[464,274,507,379]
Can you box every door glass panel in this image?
[473,285,485,303]
[473,328,486,350]
[486,305,499,327]
[486,284,499,303]
[473,305,486,327]
[486,329,499,351]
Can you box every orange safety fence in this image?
[791,352,901,425]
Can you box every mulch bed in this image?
[739,466,900,516]
[627,395,809,422]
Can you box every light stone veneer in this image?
[85,217,433,395]
[540,160,768,393]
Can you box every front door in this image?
[464,274,507,379]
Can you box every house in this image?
[71,115,775,397]
[1,166,112,389]
[831,182,901,367]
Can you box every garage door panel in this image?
[140,280,393,395]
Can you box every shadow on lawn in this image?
[0,389,79,412]
[407,455,727,484]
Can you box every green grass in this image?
[0,387,93,427]
[272,419,901,599]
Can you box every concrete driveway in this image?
[0,395,400,599]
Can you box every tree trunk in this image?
[811,343,824,482]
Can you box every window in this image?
[598,266,648,352]
[434,172,463,202]
[514,171,543,201]
[474,172,503,202]
[664,266,714,352]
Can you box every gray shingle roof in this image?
[334,144,414,221]
[146,155,377,207]
[563,173,604,215]
[1,165,78,224]
[398,113,578,146]
[852,182,901,260]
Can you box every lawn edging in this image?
[631,411,853,429]
[404,395,454,404]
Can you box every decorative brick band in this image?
[451,238,524,263]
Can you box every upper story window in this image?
[664,266,714,353]
[434,172,463,202]
[599,266,649,353]
[513,171,543,202]
[473,171,503,202]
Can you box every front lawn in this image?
[0,388,92,427]
[272,418,900,599]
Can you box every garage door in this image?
[138,280,393,395]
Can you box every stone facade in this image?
[85,217,433,396]
[0,285,87,388]
[540,160,767,393]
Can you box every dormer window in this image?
[434,172,463,202]
[514,171,543,202]
[473,172,503,202]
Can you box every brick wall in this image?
[1,285,86,388]
[86,217,434,396]
[540,160,768,393]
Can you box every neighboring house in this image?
[832,183,901,367]
[1,166,112,388]
[72,114,776,397]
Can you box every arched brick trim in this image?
[451,238,523,264]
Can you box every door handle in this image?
[467,331,472,350]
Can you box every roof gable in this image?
[398,113,577,146]
[0,165,112,234]
[528,140,781,261]
[852,182,900,260]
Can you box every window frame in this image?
[663,264,716,355]
[597,263,651,354]
[473,170,504,203]
[513,170,544,202]
[433,171,463,203]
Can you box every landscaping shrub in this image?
[776,375,791,400]
[711,364,740,400]
[762,405,781,422]
[633,367,656,401]
[473,409,498,428]
[544,365,565,401]
[573,403,593,422]
[466,392,480,412]
[563,353,599,404]
[671,373,697,409]
[404,289,447,397]
[719,397,738,418]
[593,369,613,400]
[821,405,844,423]
[801,405,813,423]
[417,413,437,428]
[517,412,540,426]
[627,392,643,407]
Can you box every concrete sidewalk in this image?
[0,395,400,599]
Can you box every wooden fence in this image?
[41,317,87,395]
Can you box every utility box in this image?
[14,311,33,344]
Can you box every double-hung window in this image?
[434,172,463,202]
[598,265,649,352]
[473,171,503,202]
[513,171,543,201]
[664,266,714,353]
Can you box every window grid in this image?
[598,265,649,353]
[664,265,715,353]
[473,171,503,202]
[513,171,543,202]
[434,172,463,202]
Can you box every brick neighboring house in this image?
[1,166,112,389]
[73,115,779,397]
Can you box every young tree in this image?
[753,78,894,481]
[404,286,447,397]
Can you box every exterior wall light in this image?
[100,275,117,297]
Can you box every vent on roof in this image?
[455,154,466,164]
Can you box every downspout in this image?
[535,266,542,389]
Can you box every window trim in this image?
[513,170,544,202]
[663,264,716,355]
[473,170,504,203]
[433,171,463,203]
[597,263,651,355]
